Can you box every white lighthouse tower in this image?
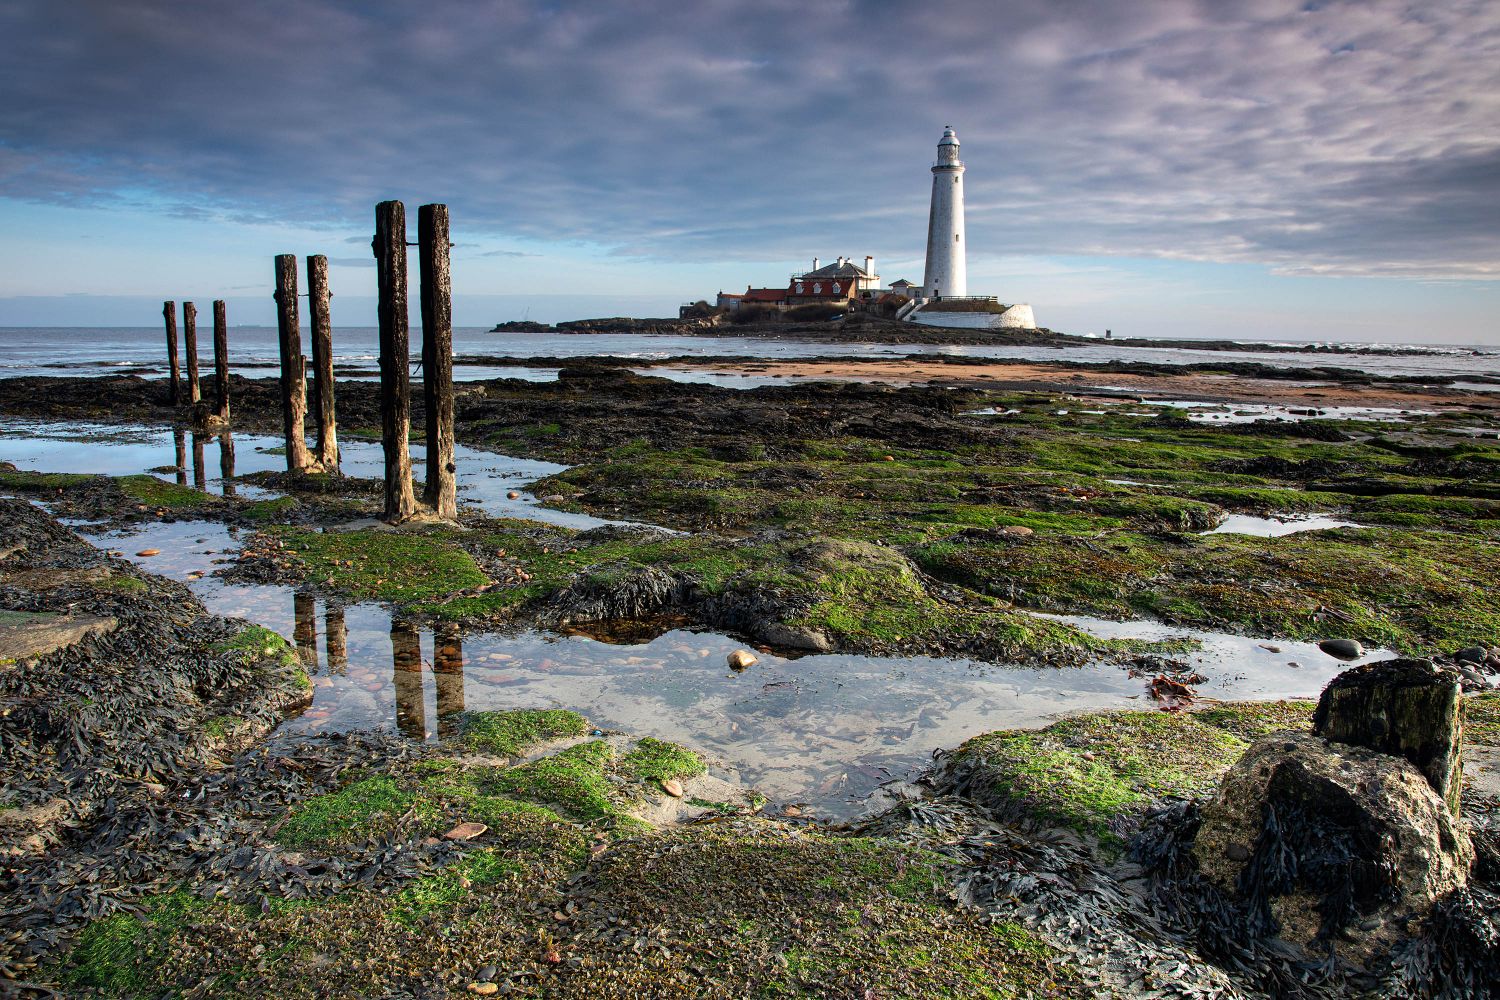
[922,126,966,299]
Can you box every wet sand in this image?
[650,357,1500,411]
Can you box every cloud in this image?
[0,0,1496,278]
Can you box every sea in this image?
[0,326,1497,386]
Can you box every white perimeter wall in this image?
[909,303,1036,330]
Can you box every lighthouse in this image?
[922,126,966,298]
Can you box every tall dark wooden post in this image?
[182,301,201,404]
[212,300,230,423]
[163,301,181,405]
[418,204,458,519]
[273,254,314,472]
[373,201,417,521]
[306,254,340,470]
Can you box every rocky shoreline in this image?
[2,362,1499,996]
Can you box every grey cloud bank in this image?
[0,1,1497,295]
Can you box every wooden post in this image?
[213,300,230,423]
[418,204,457,519]
[306,254,340,470]
[183,301,201,404]
[373,201,417,521]
[163,301,181,405]
[273,254,314,472]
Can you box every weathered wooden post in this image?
[390,618,425,738]
[273,254,314,472]
[418,204,458,519]
[212,300,230,423]
[306,255,339,470]
[182,301,202,404]
[163,301,181,405]
[373,201,417,521]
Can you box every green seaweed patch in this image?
[1465,693,1500,745]
[385,848,525,927]
[243,496,298,522]
[1191,699,1316,741]
[117,474,215,510]
[270,526,488,604]
[459,708,589,757]
[949,711,1249,848]
[60,889,212,994]
[215,624,302,672]
[619,737,706,787]
[487,739,625,825]
[0,469,99,491]
[275,775,432,850]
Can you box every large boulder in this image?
[1312,657,1463,814]
[1192,732,1472,964]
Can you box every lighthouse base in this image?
[908,302,1036,331]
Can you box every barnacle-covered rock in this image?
[1192,732,1473,964]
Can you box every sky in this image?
[0,0,1497,343]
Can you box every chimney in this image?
[812,257,819,271]
[865,255,874,274]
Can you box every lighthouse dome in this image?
[938,126,959,147]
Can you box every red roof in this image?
[741,287,785,303]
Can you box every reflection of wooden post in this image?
[163,301,181,405]
[183,301,202,404]
[433,624,465,737]
[293,592,318,668]
[191,432,207,489]
[213,300,231,423]
[273,254,314,472]
[173,426,187,486]
[325,606,348,674]
[373,202,417,521]
[307,255,340,470]
[418,204,457,519]
[391,618,425,739]
[218,431,237,497]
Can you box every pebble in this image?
[506,491,521,500]
[1001,525,1033,537]
[1318,638,1363,660]
[661,778,684,798]
[726,649,757,670]
[467,984,499,996]
[136,548,161,557]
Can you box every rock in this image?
[1318,637,1364,659]
[1455,645,1487,665]
[0,610,118,664]
[476,965,497,982]
[1313,658,1463,814]
[756,623,833,653]
[135,548,161,557]
[727,649,758,670]
[467,984,499,996]
[1001,524,1034,537]
[443,822,489,841]
[661,778,684,798]
[506,491,521,500]
[1192,732,1473,964]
